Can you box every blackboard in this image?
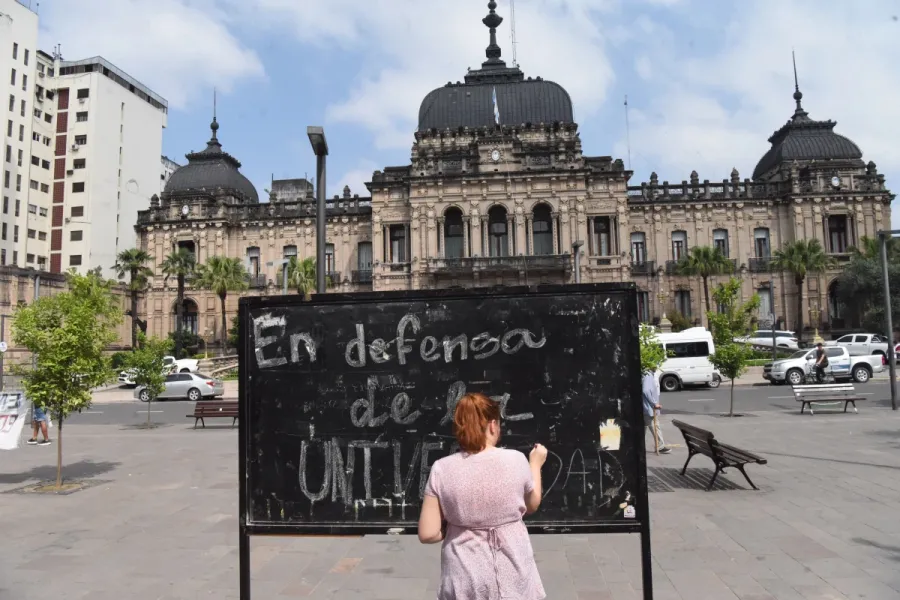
[238,284,649,536]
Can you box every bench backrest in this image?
[194,401,238,414]
[792,384,856,399]
[672,419,715,455]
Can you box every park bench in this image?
[187,400,238,429]
[671,420,768,491]
[791,383,863,415]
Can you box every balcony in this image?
[352,270,373,284]
[326,271,342,286]
[748,257,772,273]
[427,255,572,275]
[829,252,852,264]
[247,274,267,289]
[665,260,681,275]
[630,261,656,276]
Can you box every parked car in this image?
[824,334,889,357]
[763,346,884,385]
[735,329,799,350]
[134,372,224,402]
[655,327,722,392]
[118,355,199,386]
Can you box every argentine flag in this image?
[492,86,500,125]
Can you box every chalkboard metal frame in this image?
[238,284,653,600]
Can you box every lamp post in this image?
[572,240,584,284]
[657,290,671,332]
[307,126,329,295]
[808,302,824,345]
[879,230,897,410]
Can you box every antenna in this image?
[624,95,632,171]
[509,0,518,67]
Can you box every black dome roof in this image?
[164,118,259,203]
[417,1,574,131]
[753,88,863,180]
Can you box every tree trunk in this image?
[795,275,805,346]
[702,276,710,327]
[729,378,735,417]
[175,276,184,359]
[220,292,227,352]
[56,411,63,488]
[130,268,138,351]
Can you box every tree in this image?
[228,314,240,349]
[770,239,833,344]
[286,256,328,300]
[194,256,248,351]
[836,252,900,332]
[639,324,667,375]
[123,333,172,427]
[161,248,196,359]
[113,248,154,351]
[706,277,759,417]
[11,271,122,488]
[676,246,734,325]
[849,235,900,261]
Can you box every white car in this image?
[118,355,200,386]
[825,334,889,358]
[735,329,799,350]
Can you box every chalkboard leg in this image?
[239,528,251,600]
[640,518,654,600]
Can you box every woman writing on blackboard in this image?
[418,392,547,600]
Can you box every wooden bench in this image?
[187,401,238,429]
[671,420,768,491]
[792,383,863,415]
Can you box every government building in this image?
[134,1,893,347]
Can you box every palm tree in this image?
[194,256,248,351]
[676,246,734,325]
[770,239,834,345]
[113,249,153,350]
[160,248,196,359]
[286,256,329,300]
[849,235,900,261]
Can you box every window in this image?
[47,69,54,78]
[29,180,38,190]
[40,184,48,193]
[11,251,16,265]
[4,146,9,163]
[69,255,82,266]
[26,253,34,263]
[1,223,6,240]
[675,290,691,317]
[6,120,11,137]
[42,136,50,146]
[2,196,6,214]
[33,108,41,118]
[15,173,21,191]
[671,231,688,261]
[38,63,44,75]
[15,199,19,216]
[282,244,297,259]
[70,206,84,217]
[73,158,86,169]
[593,216,613,256]
[666,341,709,358]
[828,215,849,254]
[636,291,650,323]
[70,230,83,241]
[16,148,21,166]
[31,155,39,166]
[27,229,35,239]
[0,249,4,265]
[532,204,554,255]
[12,43,17,60]
[37,256,46,269]
[38,231,46,241]
[389,224,407,263]
[20,99,24,117]
[246,247,260,277]
[10,68,15,86]
[18,124,23,142]
[22,74,26,91]
[630,232,646,264]
[357,241,373,272]
[32,132,39,142]
[74,135,87,145]
[23,49,28,66]
[43,112,51,123]
[76,111,88,122]
[41,160,49,170]
[77,88,89,99]
[488,206,509,257]
[753,228,770,258]
[758,287,773,321]
[3,170,8,189]
[13,225,18,243]
[7,95,12,112]
[27,203,36,214]
[72,182,85,193]
[443,208,464,258]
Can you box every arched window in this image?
[174,299,199,335]
[488,206,509,257]
[444,208,464,258]
[532,204,553,255]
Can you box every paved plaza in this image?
[2,397,900,599]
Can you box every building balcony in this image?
[247,274,267,289]
[351,270,373,284]
[829,252,852,263]
[592,255,622,267]
[748,257,772,273]
[630,261,656,276]
[427,254,572,275]
[326,271,342,286]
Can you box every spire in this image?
[482,1,505,67]
[210,87,219,141]
[791,50,808,120]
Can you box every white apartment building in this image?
[0,0,39,269]
[50,57,168,277]
[161,155,180,193]
[25,49,55,270]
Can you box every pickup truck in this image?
[763,346,884,385]
[117,355,200,386]
[824,333,889,357]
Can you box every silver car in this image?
[134,373,225,402]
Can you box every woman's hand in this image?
[529,443,548,467]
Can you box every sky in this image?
[33,0,900,226]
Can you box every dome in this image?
[164,118,259,203]
[417,1,574,131]
[752,89,863,180]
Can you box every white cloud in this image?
[38,0,265,109]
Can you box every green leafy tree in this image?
[667,309,693,333]
[160,248,196,359]
[770,239,834,345]
[286,256,330,299]
[836,252,900,331]
[706,277,759,416]
[124,333,172,427]
[194,256,248,351]
[639,325,667,375]
[676,246,735,325]
[113,249,154,351]
[11,271,122,488]
[228,314,240,350]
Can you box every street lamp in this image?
[307,126,329,295]
[572,240,584,284]
[267,259,290,296]
[808,302,824,345]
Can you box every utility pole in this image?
[880,231,896,410]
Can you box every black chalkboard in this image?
[238,284,649,536]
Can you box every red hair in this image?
[453,393,500,454]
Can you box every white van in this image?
[655,327,721,392]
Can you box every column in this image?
[404,223,411,263]
[587,217,594,255]
[438,218,445,258]
[551,213,560,254]
[525,217,533,255]
[507,216,515,256]
[560,210,572,254]
[462,217,470,257]
[482,218,488,256]
[515,214,527,256]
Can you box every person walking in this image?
[418,392,547,600]
[26,403,51,446]
[643,370,670,454]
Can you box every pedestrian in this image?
[643,370,670,454]
[27,403,51,446]
[418,392,547,600]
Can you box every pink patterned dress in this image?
[424,447,546,600]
